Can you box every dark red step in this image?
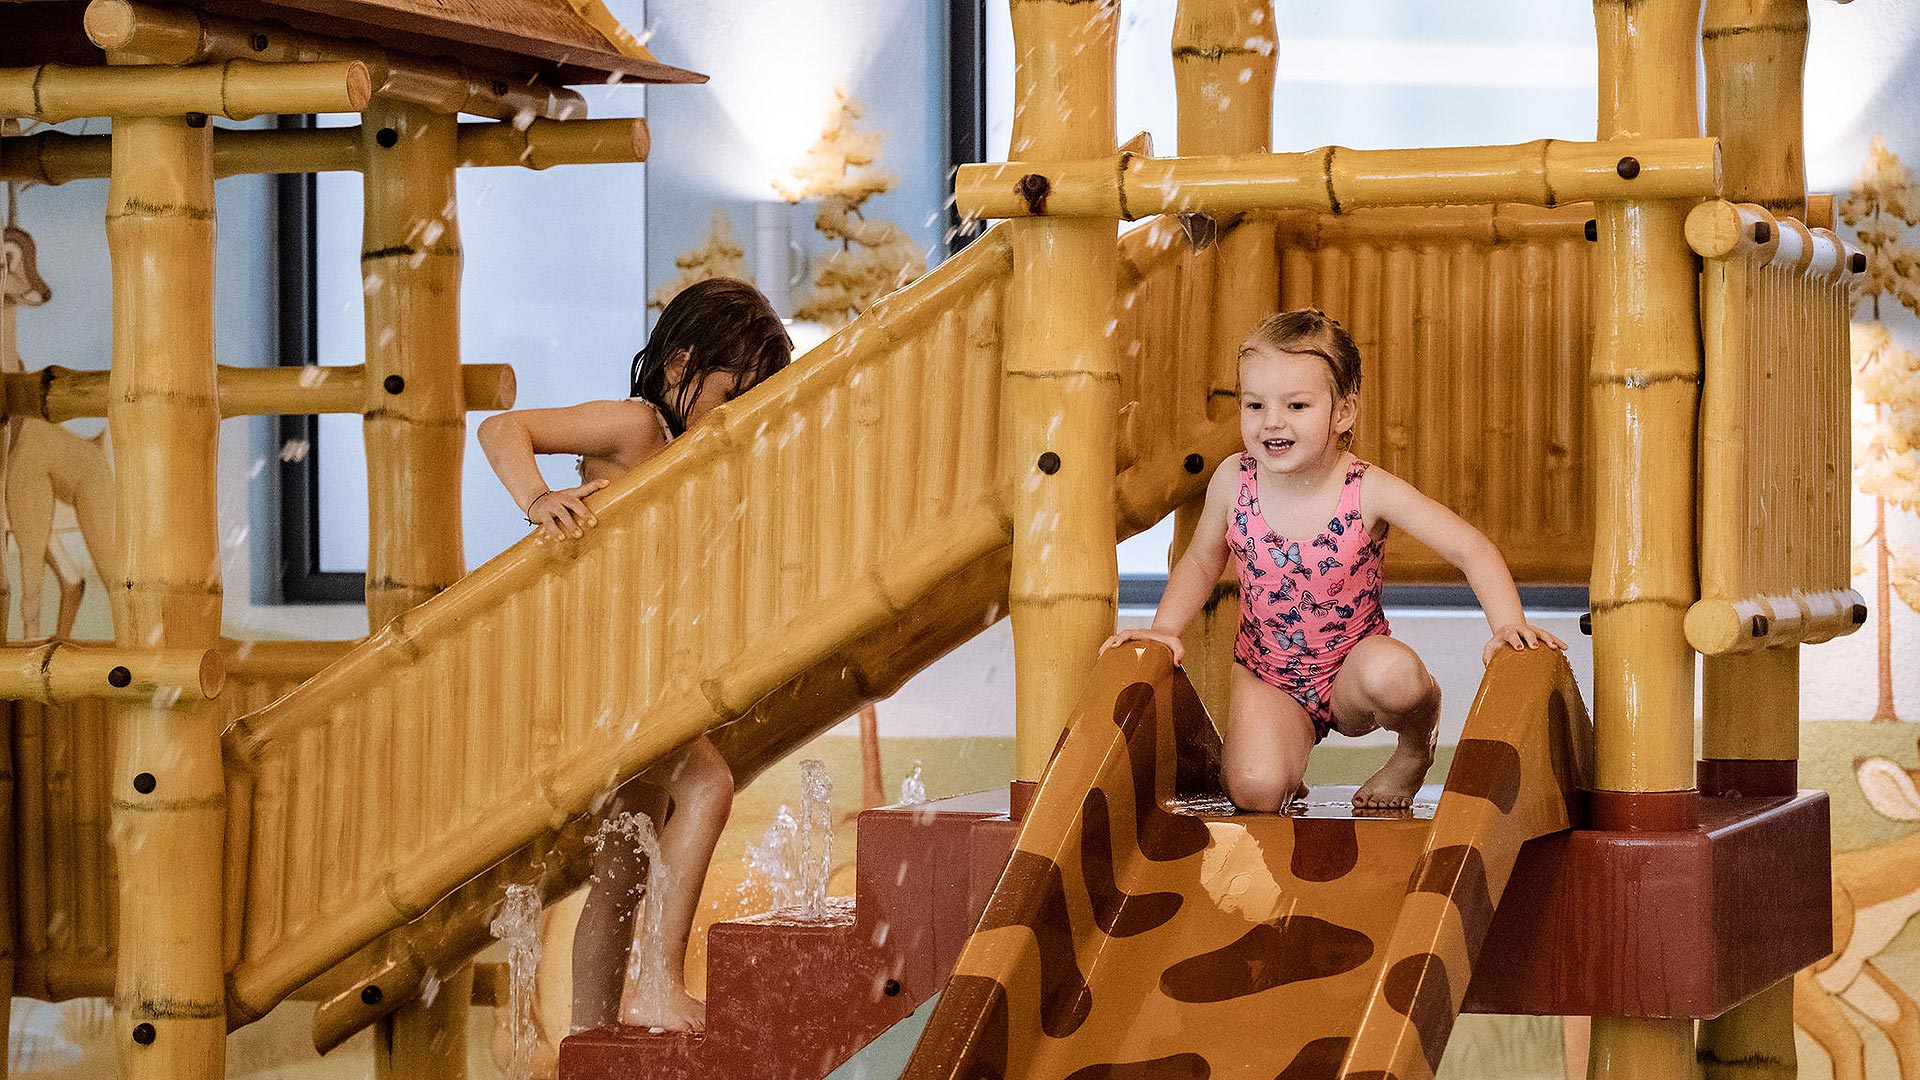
[560,788,1021,1080]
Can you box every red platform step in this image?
[560,788,1021,1080]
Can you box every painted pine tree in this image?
[776,88,924,329]
[647,208,746,311]
[1840,135,1920,723]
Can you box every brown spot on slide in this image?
[1116,682,1211,861]
[1291,818,1359,882]
[1446,739,1522,813]
[909,975,1007,1079]
[1161,915,1374,1003]
[1082,787,1183,936]
[1408,844,1494,955]
[1384,952,1456,1071]
[1065,1054,1210,1080]
[1273,1037,1350,1080]
[977,850,1091,1039]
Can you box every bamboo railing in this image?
[206,214,1234,1039]
[1273,204,1596,583]
[1,363,514,422]
[7,641,351,1003]
[0,118,649,185]
[1686,199,1865,656]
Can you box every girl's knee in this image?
[1223,765,1303,814]
[670,739,734,812]
[1360,646,1435,715]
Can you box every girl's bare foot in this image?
[624,985,706,1033]
[1352,742,1432,809]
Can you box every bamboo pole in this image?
[106,110,226,1080]
[1169,0,1275,722]
[1587,0,1707,1073]
[1703,0,1809,218]
[0,643,222,703]
[0,118,649,185]
[82,0,585,123]
[359,99,467,630]
[1,61,370,121]
[1005,0,1119,781]
[2,362,514,422]
[1271,203,1592,245]
[956,137,1720,220]
[358,97,469,1079]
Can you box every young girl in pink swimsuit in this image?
[1105,309,1564,811]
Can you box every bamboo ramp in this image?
[214,215,1242,1035]
[902,645,1591,1080]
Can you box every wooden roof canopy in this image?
[0,0,706,88]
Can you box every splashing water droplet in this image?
[488,883,543,1080]
[899,761,927,806]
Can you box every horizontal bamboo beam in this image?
[219,639,358,679]
[0,118,647,185]
[1685,199,1863,278]
[83,0,585,122]
[0,60,371,122]
[1,363,515,421]
[0,642,223,703]
[1685,588,1867,654]
[957,137,1722,220]
[1271,202,1594,245]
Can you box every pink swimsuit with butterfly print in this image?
[1228,454,1391,741]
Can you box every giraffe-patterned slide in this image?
[903,643,1593,1080]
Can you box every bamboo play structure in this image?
[0,0,1869,1079]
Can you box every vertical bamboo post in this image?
[1169,0,1276,720]
[360,99,467,630]
[1698,3,1809,1071]
[1006,0,1119,780]
[107,112,227,1080]
[1587,1,1705,1075]
[360,98,470,1077]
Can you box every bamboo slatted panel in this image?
[1685,200,1865,655]
[6,640,352,1003]
[220,214,1236,1037]
[1273,203,1596,583]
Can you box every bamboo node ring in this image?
[1037,451,1061,475]
[133,772,156,794]
[1615,156,1640,180]
[108,665,132,687]
[1014,173,1051,215]
[131,1023,156,1046]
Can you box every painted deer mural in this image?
[1797,741,1920,1080]
[2,213,118,640]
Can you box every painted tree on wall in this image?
[1841,135,1920,723]
[648,208,746,312]
[775,87,924,329]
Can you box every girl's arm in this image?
[1363,467,1567,665]
[476,400,660,540]
[1101,457,1237,666]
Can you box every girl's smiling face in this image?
[1239,345,1357,475]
